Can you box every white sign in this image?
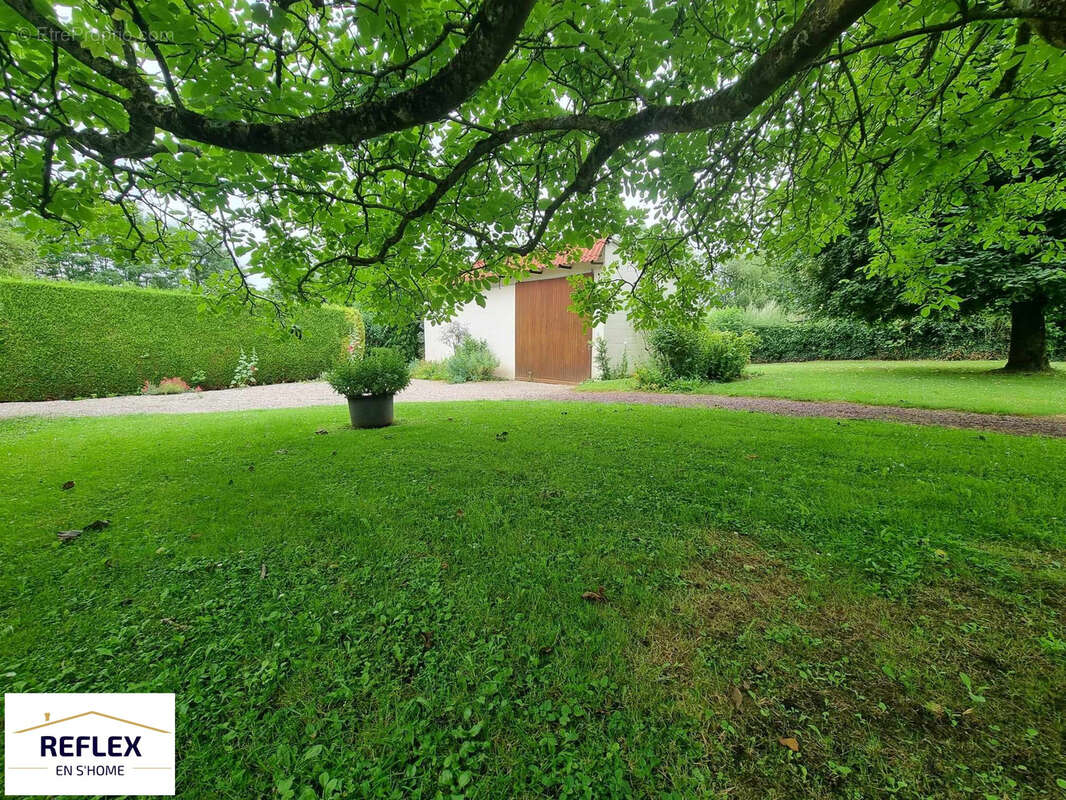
[4,693,175,796]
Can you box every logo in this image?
[4,693,174,796]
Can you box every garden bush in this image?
[705,307,1066,363]
[445,336,500,383]
[0,279,362,401]
[410,359,450,380]
[648,325,757,382]
[325,347,410,397]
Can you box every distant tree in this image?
[716,256,798,311]
[35,236,183,288]
[797,184,1066,371]
[184,233,233,288]
[31,211,232,290]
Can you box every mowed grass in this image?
[1,402,1065,798]
[580,360,1066,416]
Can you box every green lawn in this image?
[2,402,1065,798]
[580,360,1066,416]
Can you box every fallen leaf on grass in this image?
[160,618,189,630]
[57,530,82,542]
[730,687,744,711]
[582,585,607,603]
[778,737,799,752]
[83,519,110,531]
[61,480,75,490]
[744,453,759,460]
[260,563,267,580]
[420,631,434,650]
[189,533,202,540]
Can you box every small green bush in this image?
[141,377,192,395]
[410,359,450,380]
[702,330,758,381]
[326,347,411,397]
[633,364,670,390]
[445,337,499,383]
[648,325,758,382]
[594,337,630,379]
[0,279,361,401]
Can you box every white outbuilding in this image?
[424,237,648,382]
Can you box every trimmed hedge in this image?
[0,279,362,401]
[707,313,1066,363]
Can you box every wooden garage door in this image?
[515,275,591,383]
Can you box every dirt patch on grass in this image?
[635,531,1066,798]
[573,390,1066,437]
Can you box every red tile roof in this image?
[468,237,607,281]
[553,237,606,266]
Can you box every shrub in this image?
[441,321,471,353]
[230,348,259,388]
[648,326,705,379]
[326,347,411,397]
[648,325,758,382]
[410,360,450,380]
[594,338,630,380]
[0,279,360,401]
[702,330,758,381]
[445,336,500,383]
[594,337,612,380]
[141,377,192,395]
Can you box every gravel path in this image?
[0,380,571,419]
[2,379,1064,438]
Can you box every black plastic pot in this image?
[346,393,395,428]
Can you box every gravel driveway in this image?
[2,379,1064,437]
[0,380,571,419]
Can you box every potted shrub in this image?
[325,347,411,428]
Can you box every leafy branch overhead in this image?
[0,0,1064,320]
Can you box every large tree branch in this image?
[2,0,538,154]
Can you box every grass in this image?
[2,402,1065,798]
[580,360,1066,416]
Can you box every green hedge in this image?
[707,313,1065,363]
[0,279,362,401]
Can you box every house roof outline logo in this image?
[14,710,170,735]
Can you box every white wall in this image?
[591,240,649,376]
[423,241,649,382]
[424,281,516,378]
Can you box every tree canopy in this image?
[1,0,1064,324]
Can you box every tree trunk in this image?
[1004,298,1052,372]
